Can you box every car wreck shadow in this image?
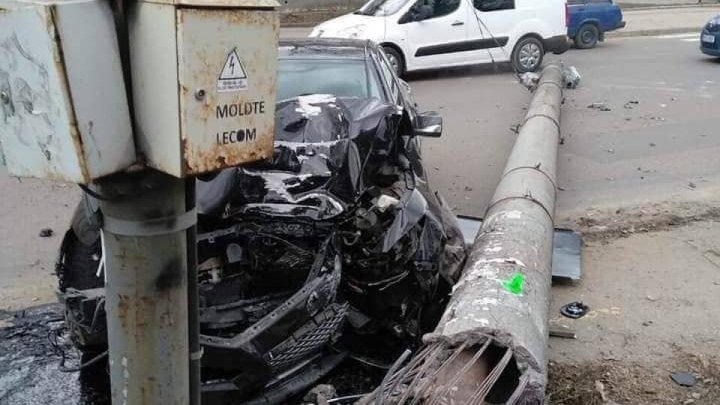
[404,62,516,81]
[699,56,720,65]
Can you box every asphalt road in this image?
[416,33,720,220]
[2,33,719,311]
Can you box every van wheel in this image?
[382,46,405,76]
[512,37,544,73]
[575,24,599,49]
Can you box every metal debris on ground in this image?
[562,65,581,89]
[39,228,54,237]
[671,372,697,387]
[624,100,639,109]
[588,102,612,112]
[519,72,540,91]
[549,326,577,339]
[560,301,590,319]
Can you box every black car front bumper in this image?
[544,35,571,55]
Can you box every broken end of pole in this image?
[360,331,545,405]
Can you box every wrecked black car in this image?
[55,39,467,403]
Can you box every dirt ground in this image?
[547,202,720,404]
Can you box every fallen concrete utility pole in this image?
[361,64,564,405]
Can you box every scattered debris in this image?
[688,182,697,190]
[303,384,337,405]
[642,320,653,326]
[519,72,540,90]
[464,185,473,192]
[561,301,590,319]
[588,102,612,112]
[510,123,520,134]
[649,143,657,147]
[671,372,697,387]
[606,177,615,181]
[39,228,54,237]
[607,148,615,154]
[594,380,619,404]
[550,326,577,339]
[660,103,667,108]
[624,100,640,109]
[562,65,581,89]
[646,295,658,302]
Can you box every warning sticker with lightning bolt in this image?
[217,49,248,93]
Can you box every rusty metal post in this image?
[99,170,193,405]
[427,64,564,403]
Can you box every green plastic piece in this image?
[501,273,525,295]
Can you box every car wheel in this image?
[512,37,544,73]
[575,24,600,49]
[382,46,405,76]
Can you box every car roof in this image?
[279,38,375,60]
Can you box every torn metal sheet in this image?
[457,215,583,281]
[551,228,583,281]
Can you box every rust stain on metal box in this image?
[177,7,278,176]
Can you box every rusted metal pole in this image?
[99,170,193,405]
[426,64,564,403]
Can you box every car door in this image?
[465,0,517,63]
[400,0,469,70]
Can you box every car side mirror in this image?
[413,112,442,137]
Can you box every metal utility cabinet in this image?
[129,0,280,177]
[0,0,135,183]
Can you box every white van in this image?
[310,0,570,75]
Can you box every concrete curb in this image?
[620,3,720,10]
[608,27,700,38]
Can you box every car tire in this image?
[512,37,545,73]
[575,24,600,49]
[382,46,406,77]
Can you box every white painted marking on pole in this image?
[217,49,248,93]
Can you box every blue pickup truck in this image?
[568,0,626,49]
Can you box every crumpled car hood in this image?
[198,95,402,221]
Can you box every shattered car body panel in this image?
[56,96,466,402]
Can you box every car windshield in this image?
[355,0,410,16]
[277,58,383,101]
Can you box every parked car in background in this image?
[567,0,625,49]
[310,0,570,75]
[701,14,720,57]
